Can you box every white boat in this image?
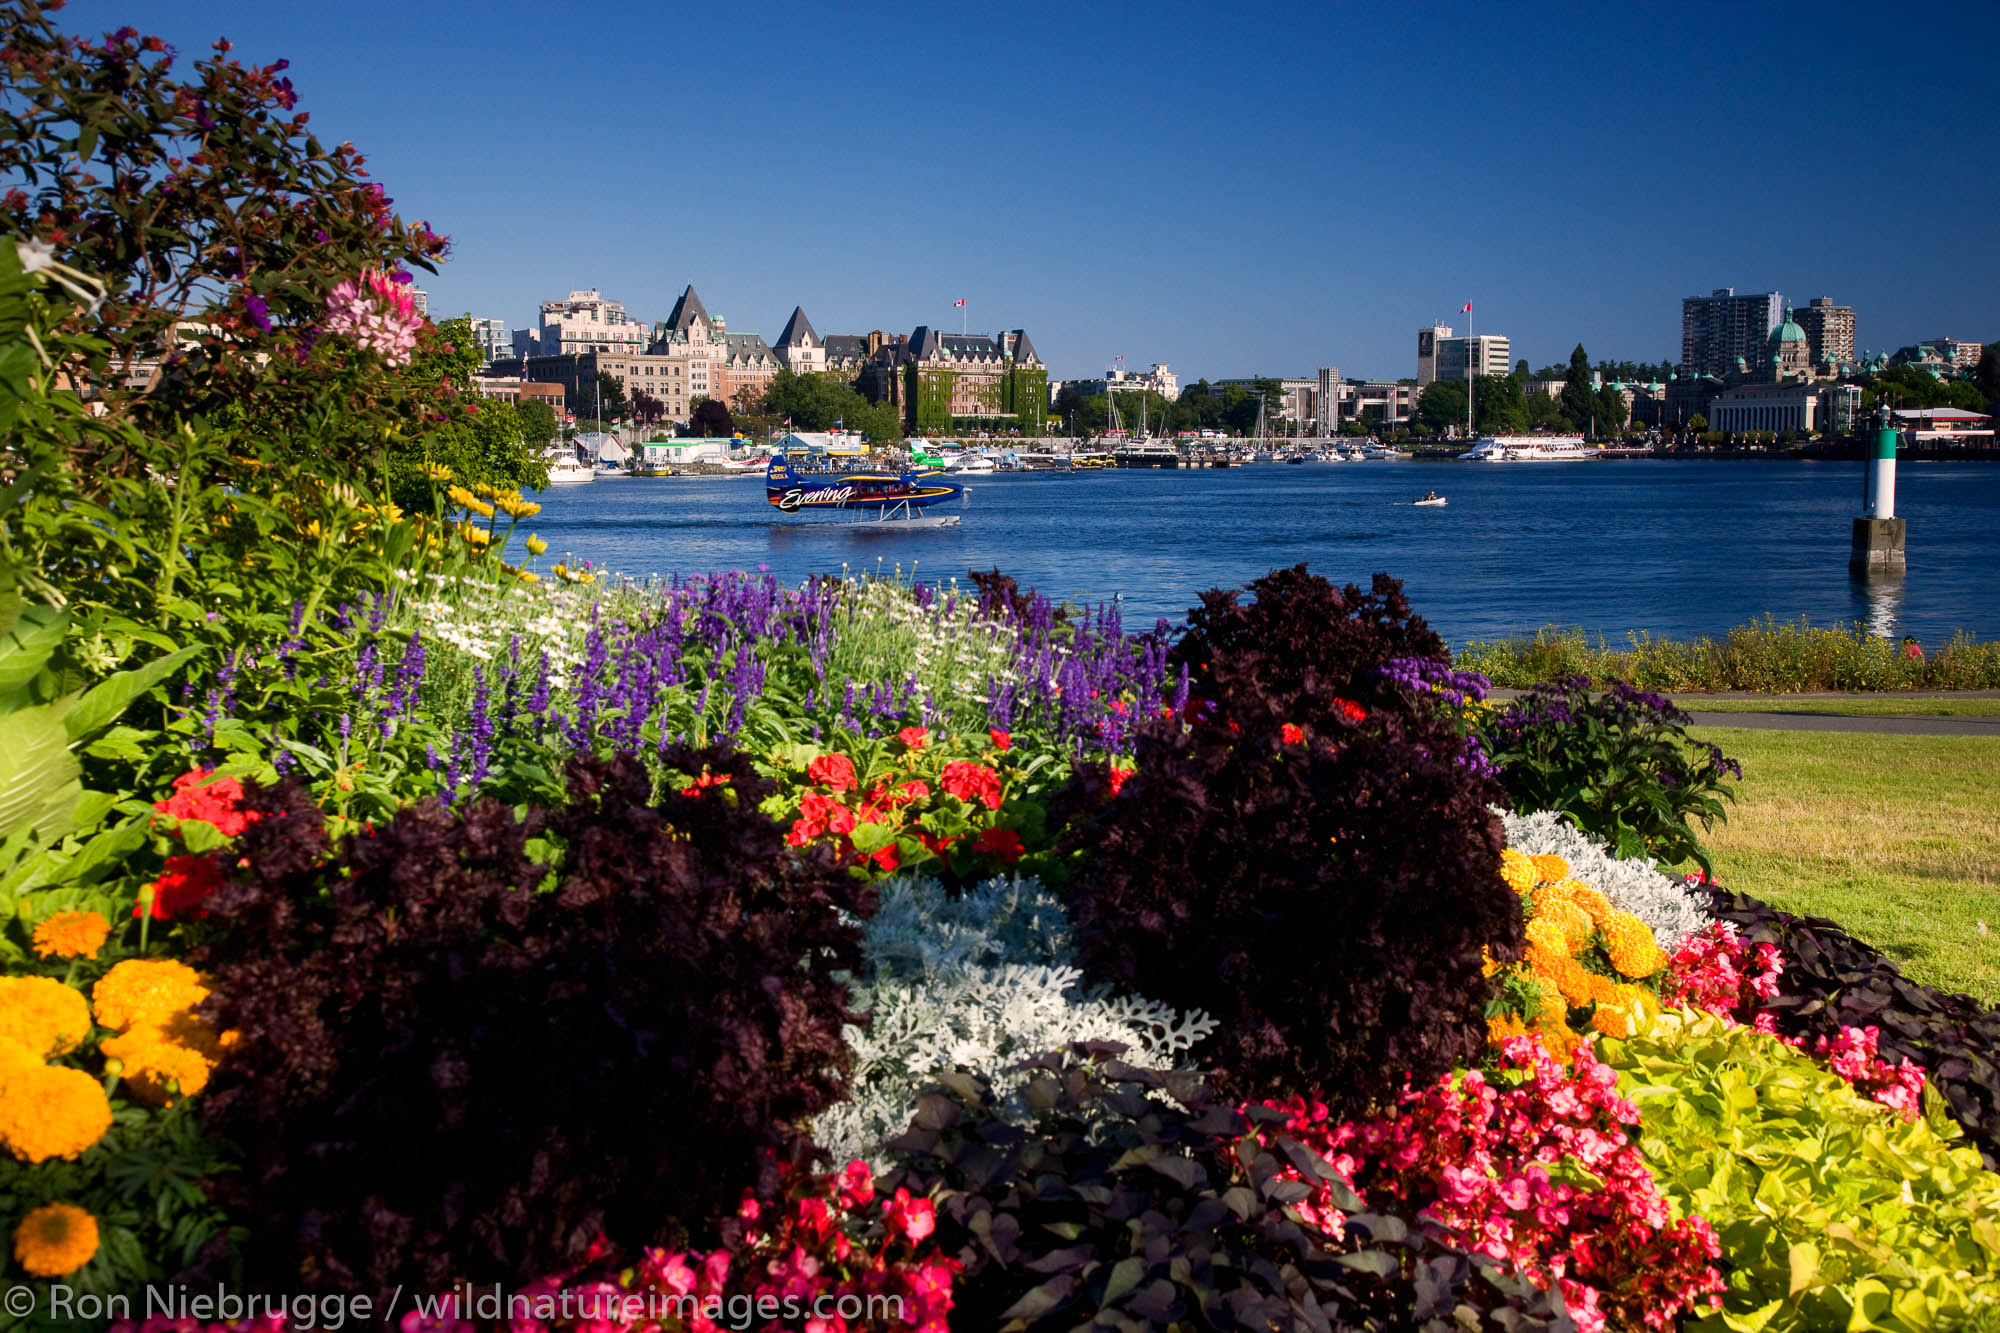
[544,447,595,483]
[1414,495,1447,507]
[1362,443,1401,460]
[1458,435,1593,462]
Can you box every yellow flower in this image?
[525,533,548,556]
[419,462,453,481]
[472,482,502,500]
[0,977,91,1059]
[31,911,111,961]
[1604,915,1669,978]
[456,522,493,546]
[1498,848,1537,893]
[0,1064,113,1162]
[515,569,539,583]
[447,485,496,519]
[495,495,541,519]
[12,1203,98,1277]
[102,1024,215,1106]
[302,518,326,539]
[91,959,208,1034]
[1531,853,1570,884]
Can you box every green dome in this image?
[1769,305,1807,346]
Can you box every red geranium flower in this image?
[1281,723,1305,744]
[896,727,929,750]
[972,828,1023,865]
[801,791,856,836]
[896,779,930,803]
[916,831,956,855]
[683,771,730,796]
[939,761,1003,811]
[140,853,223,920]
[1332,698,1366,724]
[806,753,857,793]
[870,844,900,873]
[988,728,1011,751]
[1107,766,1136,797]
[154,768,260,838]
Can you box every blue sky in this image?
[77,0,2000,381]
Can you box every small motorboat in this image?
[1413,493,1447,507]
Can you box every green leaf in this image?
[1101,1255,1146,1307]
[174,819,229,854]
[0,604,68,694]
[1786,1240,1819,1295]
[0,697,83,841]
[63,645,202,741]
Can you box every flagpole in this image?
[1466,304,1475,441]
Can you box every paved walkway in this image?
[1683,710,2000,736]
[1487,689,2000,736]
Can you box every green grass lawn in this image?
[1684,697,2000,718]
[1690,726,2000,1004]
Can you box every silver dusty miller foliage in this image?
[1499,807,1712,950]
[812,873,1215,1168]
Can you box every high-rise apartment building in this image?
[537,289,648,357]
[1680,288,1783,379]
[468,317,512,366]
[1417,326,1509,384]
[1794,297,1855,369]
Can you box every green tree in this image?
[580,371,628,423]
[1688,413,1708,433]
[383,317,548,509]
[1976,344,2000,408]
[517,399,557,444]
[1473,374,1529,434]
[1559,344,1598,434]
[1415,381,1468,435]
[1515,359,1531,379]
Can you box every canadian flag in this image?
[1462,302,1473,313]
[953,299,966,308]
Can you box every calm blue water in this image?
[527,461,2000,644]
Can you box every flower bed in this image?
[8,14,2000,1324]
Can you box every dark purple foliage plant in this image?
[1057,567,1521,1112]
[884,1050,1569,1332]
[192,746,874,1297]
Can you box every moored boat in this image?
[1458,435,1592,461]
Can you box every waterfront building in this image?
[1069,362,1181,403]
[1888,338,1984,375]
[1314,379,1416,429]
[649,286,728,404]
[717,331,782,406]
[1708,379,1858,435]
[1416,326,1510,385]
[1212,377,1317,429]
[535,289,649,358]
[1680,288,1783,380]
[1794,297,1855,370]
[895,327,1047,433]
[1315,368,1340,435]
[472,376,567,421]
[515,349,696,422]
[468,317,512,366]
[773,307,826,375]
[1892,406,1993,447]
[1524,378,1566,399]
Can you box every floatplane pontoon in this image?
[765,452,966,528]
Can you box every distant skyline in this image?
[69,0,2000,381]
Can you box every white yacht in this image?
[544,446,596,483]
[1458,435,1593,462]
[1361,442,1402,460]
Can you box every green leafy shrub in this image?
[1603,1011,2000,1331]
[1459,618,2000,693]
[883,1052,1569,1332]
[1475,677,1738,870]
[194,749,874,1296]
[1058,568,1519,1111]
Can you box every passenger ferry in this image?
[1458,435,1594,462]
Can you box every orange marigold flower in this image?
[1530,853,1570,884]
[91,959,209,1034]
[1498,849,1538,893]
[31,911,111,961]
[0,977,91,1059]
[0,1064,113,1162]
[12,1202,98,1277]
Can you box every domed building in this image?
[1767,306,1812,381]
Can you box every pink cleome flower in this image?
[323,269,424,366]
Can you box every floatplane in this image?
[764,437,966,527]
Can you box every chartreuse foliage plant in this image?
[1603,1010,2000,1332]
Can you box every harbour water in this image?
[529,461,2000,644]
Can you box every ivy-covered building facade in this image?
[863,326,1046,434]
